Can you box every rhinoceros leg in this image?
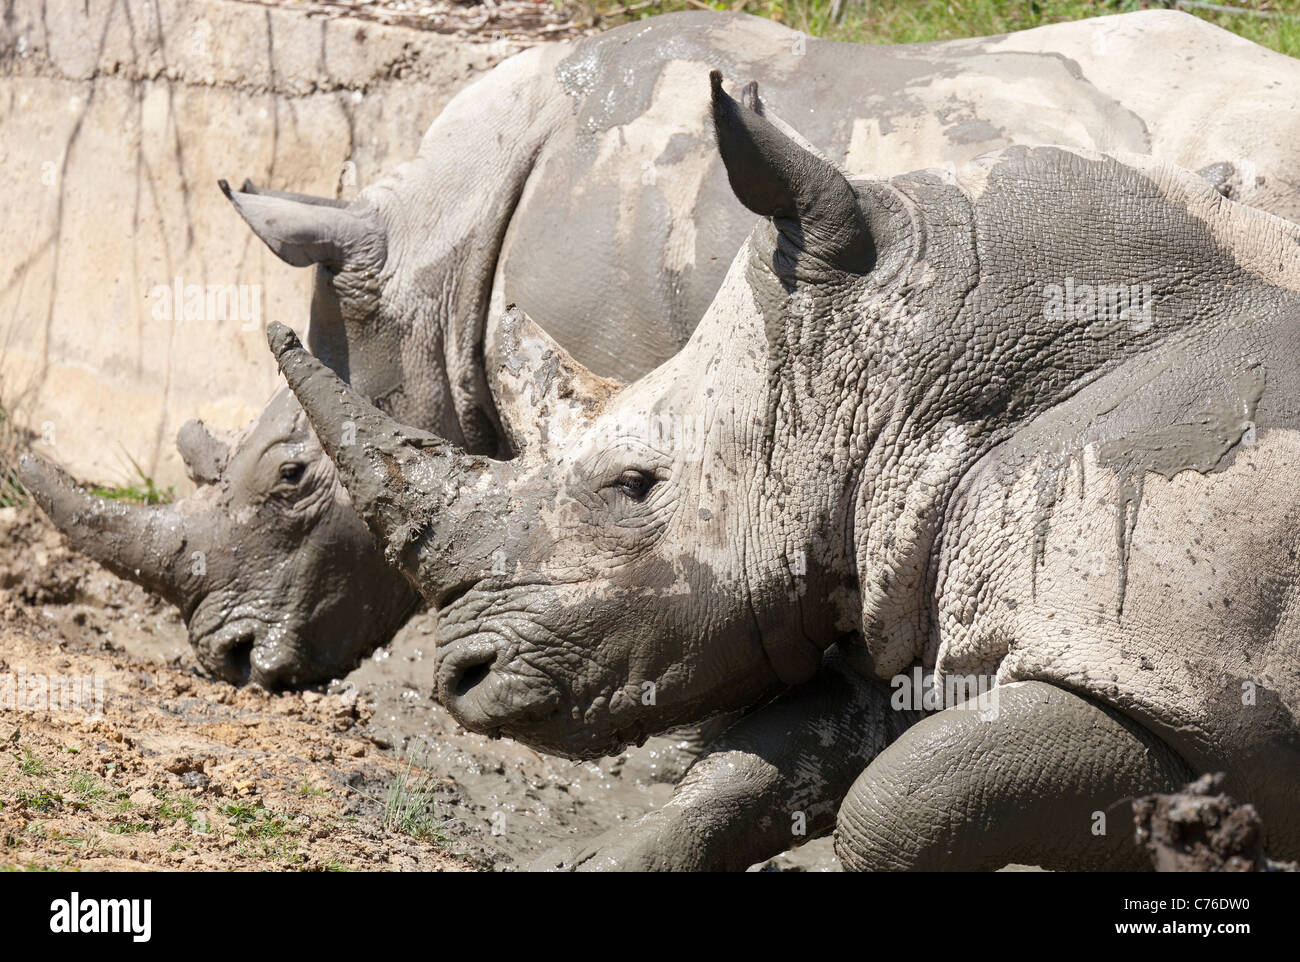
[834,680,1192,871]
[533,650,916,871]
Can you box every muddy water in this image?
[59,605,834,869]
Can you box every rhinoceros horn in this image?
[486,305,622,459]
[710,70,874,273]
[219,179,386,271]
[175,419,230,486]
[267,322,510,585]
[237,178,350,209]
[18,454,200,610]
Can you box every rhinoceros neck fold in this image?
[336,60,568,454]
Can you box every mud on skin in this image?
[277,71,1300,871]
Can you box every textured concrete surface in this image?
[0,0,518,487]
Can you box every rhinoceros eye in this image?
[615,469,656,501]
[278,462,306,485]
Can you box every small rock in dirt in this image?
[179,771,210,790]
[161,753,200,774]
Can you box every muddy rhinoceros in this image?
[23,9,1300,688]
[266,72,1300,871]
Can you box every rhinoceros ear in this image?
[486,305,623,459]
[710,71,873,273]
[219,179,385,272]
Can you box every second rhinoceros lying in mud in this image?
[269,73,1300,871]
[23,9,1300,687]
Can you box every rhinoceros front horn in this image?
[267,322,491,575]
[487,305,622,459]
[710,71,874,273]
[18,454,200,610]
[219,179,386,272]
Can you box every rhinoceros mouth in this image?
[191,613,312,689]
[516,718,651,761]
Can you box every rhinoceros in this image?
[265,72,1300,871]
[22,9,1300,688]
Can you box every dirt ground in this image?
[0,505,836,871]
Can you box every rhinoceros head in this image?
[20,388,420,687]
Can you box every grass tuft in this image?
[383,750,447,843]
[89,451,175,505]
[0,381,31,509]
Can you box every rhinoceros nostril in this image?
[226,636,254,686]
[453,659,494,699]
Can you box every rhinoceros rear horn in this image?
[709,71,873,273]
[176,419,230,486]
[219,179,386,272]
[18,453,199,609]
[487,305,622,459]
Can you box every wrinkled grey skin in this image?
[274,73,1300,870]
[19,391,415,685]
[22,9,1300,692]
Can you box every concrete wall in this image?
[0,0,517,488]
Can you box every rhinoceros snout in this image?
[197,621,306,690]
[435,637,568,741]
